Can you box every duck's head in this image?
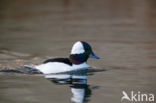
[69,41,100,65]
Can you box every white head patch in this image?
[71,41,85,54]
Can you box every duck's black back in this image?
[43,58,72,66]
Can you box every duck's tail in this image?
[24,65,43,74]
[24,65,36,70]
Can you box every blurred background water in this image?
[0,0,156,68]
[0,0,156,103]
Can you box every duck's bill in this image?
[89,52,100,59]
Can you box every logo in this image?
[121,91,154,102]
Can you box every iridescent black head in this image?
[69,41,99,65]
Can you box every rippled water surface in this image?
[0,0,156,103]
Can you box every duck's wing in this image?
[35,62,72,74]
[34,58,72,74]
[43,58,72,66]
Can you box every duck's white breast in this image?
[72,62,90,70]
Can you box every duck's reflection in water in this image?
[46,69,91,103]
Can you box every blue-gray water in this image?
[0,0,156,103]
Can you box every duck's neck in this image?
[69,53,89,65]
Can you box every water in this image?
[0,0,156,103]
[0,68,155,103]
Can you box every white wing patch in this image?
[35,62,72,74]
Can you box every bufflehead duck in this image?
[24,41,99,74]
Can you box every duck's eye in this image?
[85,50,92,55]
